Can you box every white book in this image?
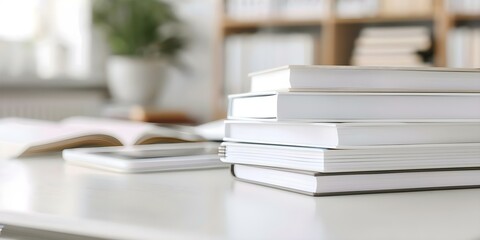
[249,65,480,92]
[228,92,480,121]
[221,142,480,172]
[232,164,480,196]
[224,120,480,148]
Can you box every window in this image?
[0,0,93,80]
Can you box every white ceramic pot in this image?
[107,56,167,105]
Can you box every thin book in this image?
[228,92,480,121]
[220,142,480,172]
[249,65,480,92]
[224,120,480,148]
[232,164,480,196]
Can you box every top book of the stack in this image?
[249,65,480,92]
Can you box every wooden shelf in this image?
[335,15,434,24]
[452,14,480,22]
[223,18,324,29]
[224,15,434,28]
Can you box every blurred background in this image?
[0,0,478,123]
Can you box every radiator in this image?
[0,91,107,121]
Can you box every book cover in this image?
[228,92,480,121]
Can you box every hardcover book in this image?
[231,164,480,196]
[220,142,480,172]
[224,120,480,148]
[249,65,480,92]
[228,92,480,121]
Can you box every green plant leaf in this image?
[92,0,185,58]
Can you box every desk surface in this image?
[0,156,480,240]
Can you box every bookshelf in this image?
[213,0,480,118]
[223,18,325,30]
[334,15,434,24]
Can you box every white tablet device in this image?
[62,142,226,173]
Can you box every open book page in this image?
[192,120,225,141]
[0,117,220,158]
[61,117,203,145]
[0,118,122,158]
[149,120,226,142]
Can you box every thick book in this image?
[224,121,480,148]
[231,164,480,196]
[220,142,480,172]
[228,92,480,121]
[249,65,480,92]
[0,117,220,159]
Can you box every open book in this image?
[0,117,223,159]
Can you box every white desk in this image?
[0,156,480,240]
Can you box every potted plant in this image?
[92,0,185,105]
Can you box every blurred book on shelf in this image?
[336,0,432,18]
[379,0,432,16]
[224,33,318,96]
[448,27,480,68]
[336,0,378,18]
[225,0,325,21]
[446,0,480,14]
[351,26,433,67]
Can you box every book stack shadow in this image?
[219,65,480,196]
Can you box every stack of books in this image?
[220,65,480,196]
[351,26,432,67]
